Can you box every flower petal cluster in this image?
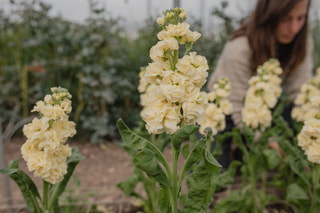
[298,96,320,163]
[139,8,209,135]
[241,59,283,129]
[198,78,233,136]
[21,87,76,184]
[292,67,320,122]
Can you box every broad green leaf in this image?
[213,131,235,158]
[116,175,141,198]
[242,124,255,147]
[215,160,241,190]
[48,147,85,211]
[277,116,294,138]
[117,119,171,175]
[179,138,206,183]
[263,149,282,169]
[171,124,199,151]
[232,128,247,154]
[158,189,170,213]
[133,149,171,187]
[288,156,310,186]
[212,190,244,213]
[287,183,309,200]
[0,159,41,212]
[181,150,221,213]
[181,143,190,159]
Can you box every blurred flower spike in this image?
[198,78,233,136]
[292,67,320,122]
[241,58,283,129]
[298,96,320,164]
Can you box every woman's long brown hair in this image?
[232,0,311,73]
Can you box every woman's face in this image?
[275,0,309,44]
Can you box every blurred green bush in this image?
[0,0,318,143]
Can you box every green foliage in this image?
[59,176,98,213]
[0,147,84,213]
[117,119,223,213]
[0,0,153,143]
[0,159,42,213]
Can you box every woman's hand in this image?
[268,142,285,157]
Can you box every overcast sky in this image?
[1,0,319,34]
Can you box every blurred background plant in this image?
[0,0,319,144]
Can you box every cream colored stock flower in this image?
[21,87,76,184]
[138,8,208,135]
[157,17,166,27]
[144,61,170,84]
[157,23,190,40]
[176,52,209,87]
[297,96,320,164]
[198,78,232,136]
[292,67,320,122]
[241,58,282,129]
[138,68,148,93]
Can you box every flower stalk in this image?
[311,164,320,213]
[43,180,49,211]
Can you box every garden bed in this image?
[1,138,299,213]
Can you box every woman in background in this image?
[207,0,314,168]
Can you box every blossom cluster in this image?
[198,78,233,136]
[241,59,283,129]
[297,96,320,164]
[139,8,209,135]
[21,87,76,184]
[292,67,320,122]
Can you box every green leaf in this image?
[242,124,255,147]
[213,131,235,158]
[215,160,241,190]
[171,124,199,151]
[181,150,221,213]
[0,159,41,213]
[158,189,170,213]
[179,138,206,183]
[181,143,190,159]
[262,149,282,169]
[232,128,247,154]
[133,149,171,187]
[116,174,141,198]
[287,183,309,200]
[48,147,85,211]
[117,119,171,175]
[288,156,310,186]
[212,190,244,213]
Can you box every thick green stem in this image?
[43,180,49,211]
[243,146,259,213]
[311,164,320,213]
[29,192,42,213]
[170,146,179,213]
[262,171,267,194]
[48,183,60,210]
[249,159,258,213]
